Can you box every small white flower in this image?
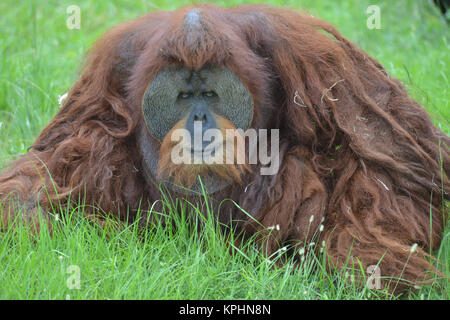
[55,214,60,222]
[267,224,280,231]
[410,243,418,254]
[309,242,315,247]
[281,246,287,252]
[298,248,305,256]
[319,224,324,232]
[321,240,326,248]
[58,92,68,106]
[309,215,314,224]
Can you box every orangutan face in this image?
[139,65,255,194]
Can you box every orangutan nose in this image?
[186,105,217,150]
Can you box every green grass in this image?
[0,0,448,299]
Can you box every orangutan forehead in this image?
[168,66,237,87]
[151,65,250,90]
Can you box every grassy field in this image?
[0,0,448,300]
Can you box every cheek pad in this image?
[208,67,254,131]
[142,68,187,141]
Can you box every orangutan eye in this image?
[203,91,217,98]
[178,92,192,99]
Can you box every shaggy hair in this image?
[0,4,448,290]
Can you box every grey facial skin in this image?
[139,65,254,195]
[142,65,254,141]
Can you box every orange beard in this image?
[157,115,250,189]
